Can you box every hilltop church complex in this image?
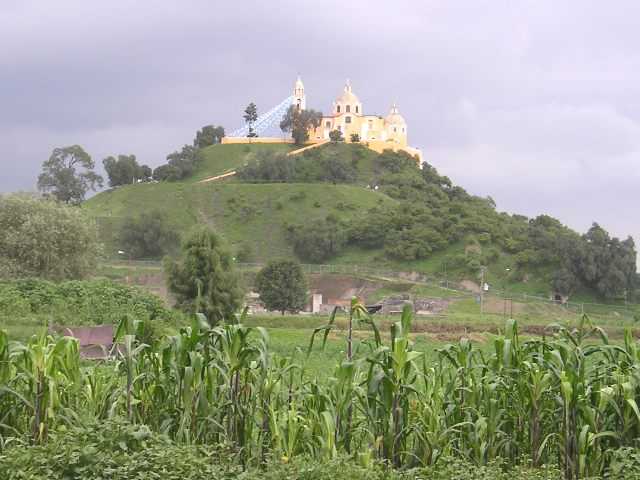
[223,77,422,161]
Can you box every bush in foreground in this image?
[0,278,173,326]
[0,195,101,280]
[0,419,565,480]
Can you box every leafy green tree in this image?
[244,103,258,137]
[152,164,181,182]
[0,194,101,280]
[236,148,356,184]
[166,145,200,178]
[164,227,243,325]
[552,268,579,297]
[103,154,151,187]
[235,243,254,263]
[193,125,225,148]
[152,145,201,182]
[568,224,637,299]
[286,220,347,263]
[279,105,323,145]
[118,211,180,259]
[328,129,344,142]
[255,260,308,315]
[236,150,295,182]
[37,145,103,204]
[139,165,152,181]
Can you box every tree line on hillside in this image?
[237,146,366,184]
[0,192,310,322]
[252,148,637,300]
[35,125,226,203]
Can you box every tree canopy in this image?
[164,227,243,325]
[118,210,180,259]
[0,194,101,280]
[37,145,103,204]
[279,105,322,145]
[328,129,344,142]
[103,154,152,187]
[153,145,201,181]
[193,125,225,148]
[239,145,638,299]
[244,103,258,137]
[237,149,358,184]
[255,260,308,314]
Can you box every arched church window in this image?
[346,105,351,113]
[345,116,352,123]
[337,105,341,113]
[355,106,359,113]
[402,128,405,133]
[325,121,331,128]
[393,127,397,132]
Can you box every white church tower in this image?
[293,76,306,110]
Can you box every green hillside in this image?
[85,178,396,261]
[85,142,638,302]
[191,143,294,182]
[86,142,386,259]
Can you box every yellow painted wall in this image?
[308,113,408,148]
[221,137,294,144]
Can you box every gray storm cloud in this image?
[0,0,638,247]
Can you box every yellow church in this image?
[295,76,421,160]
[222,76,422,161]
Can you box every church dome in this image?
[334,79,362,115]
[336,80,360,104]
[385,103,406,126]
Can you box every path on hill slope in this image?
[196,141,330,184]
[197,170,237,184]
[286,140,329,156]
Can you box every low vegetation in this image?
[0,195,101,280]
[85,142,638,302]
[0,278,176,340]
[2,305,640,478]
[118,210,180,259]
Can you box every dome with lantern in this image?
[333,79,363,115]
[385,103,406,127]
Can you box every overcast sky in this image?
[1,0,638,247]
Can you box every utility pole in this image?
[480,266,486,316]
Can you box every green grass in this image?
[191,143,295,182]
[253,324,478,376]
[86,179,396,259]
[83,143,622,304]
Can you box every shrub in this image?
[0,195,101,280]
[236,243,254,263]
[0,278,173,326]
[286,221,347,263]
[118,210,180,259]
[329,129,344,142]
[0,419,228,480]
[255,260,307,315]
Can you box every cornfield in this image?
[2,302,640,479]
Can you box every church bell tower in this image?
[293,75,306,110]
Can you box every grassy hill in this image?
[85,158,396,261]
[191,143,294,182]
[84,142,637,302]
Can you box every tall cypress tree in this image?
[164,227,243,325]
